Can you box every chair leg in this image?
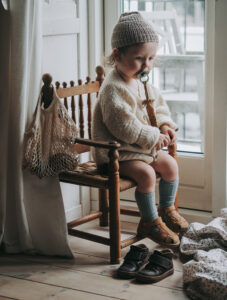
[109,184,121,264]
[168,143,178,211]
[108,148,121,264]
[99,188,109,227]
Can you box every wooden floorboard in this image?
[0,221,189,300]
[0,296,17,300]
[0,275,115,300]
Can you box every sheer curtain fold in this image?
[0,1,10,247]
[0,0,73,257]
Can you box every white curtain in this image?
[0,0,73,257]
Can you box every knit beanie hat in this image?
[111,11,159,49]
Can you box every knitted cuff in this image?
[157,119,178,131]
[136,125,160,150]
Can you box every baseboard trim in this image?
[91,199,212,225]
[65,205,82,223]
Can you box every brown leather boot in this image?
[158,206,189,233]
[137,217,180,248]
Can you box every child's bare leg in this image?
[119,160,156,193]
[150,150,178,208]
[120,160,158,221]
[151,150,178,181]
[151,150,189,233]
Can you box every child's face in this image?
[115,42,158,80]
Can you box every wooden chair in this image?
[41,66,178,264]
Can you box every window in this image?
[122,0,205,153]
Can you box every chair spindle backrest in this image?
[52,66,104,140]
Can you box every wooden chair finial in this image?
[95,66,104,84]
[55,81,60,89]
[41,73,53,109]
[42,73,52,87]
[95,65,104,76]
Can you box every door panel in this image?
[103,0,212,211]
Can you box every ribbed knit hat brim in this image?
[111,12,159,49]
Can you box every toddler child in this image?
[92,11,188,247]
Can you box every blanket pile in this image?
[180,214,227,300]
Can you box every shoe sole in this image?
[136,268,174,283]
[117,261,149,279]
[164,225,189,234]
[117,270,136,279]
[137,233,180,249]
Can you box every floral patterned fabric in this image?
[180,215,227,300]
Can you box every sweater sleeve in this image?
[101,84,160,150]
[154,88,178,130]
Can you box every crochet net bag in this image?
[24,88,78,178]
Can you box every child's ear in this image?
[113,48,121,62]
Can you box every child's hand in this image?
[160,125,177,145]
[155,134,170,150]
[167,128,177,145]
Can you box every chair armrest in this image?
[75,137,121,149]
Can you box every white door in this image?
[42,0,90,221]
[104,0,215,213]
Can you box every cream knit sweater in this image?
[92,68,177,166]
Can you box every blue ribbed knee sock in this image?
[135,190,158,222]
[159,178,179,209]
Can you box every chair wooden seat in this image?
[41,66,178,264]
[59,160,137,191]
[59,161,109,188]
